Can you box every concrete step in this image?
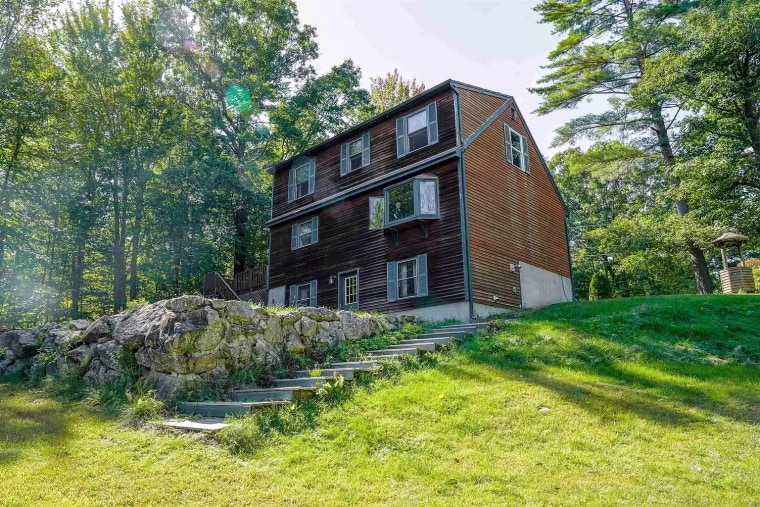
[359,347,420,358]
[436,322,486,330]
[230,387,316,402]
[418,330,469,340]
[176,400,288,418]
[294,368,355,379]
[398,336,455,347]
[327,360,379,369]
[385,341,436,351]
[274,376,341,388]
[159,418,229,432]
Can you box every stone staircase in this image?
[165,323,485,430]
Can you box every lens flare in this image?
[225,85,252,114]
[204,61,220,80]
[182,39,197,53]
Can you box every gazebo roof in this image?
[712,232,749,248]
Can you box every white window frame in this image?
[340,132,371,176]
[288,158,316,202]
[396,102,438,158]
[291,216,319,250]
[386,254,428,302]
[383,174,440,227]
[289,280,317,307]
[504,125,530,173]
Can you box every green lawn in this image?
[2,295,760,506]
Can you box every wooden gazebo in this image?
[712,232,756,293]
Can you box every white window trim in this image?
[396,102,438,158]
[288,158,316,202]
[383,174,440,228]
[291,216,319,250]
[289,279,317,307]
[395,257,419,300]
[504,125,530,174]
[386,254,428,302]
[340,132,371,176]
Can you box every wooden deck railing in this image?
[203,266,268,300]
[233,266,268,294]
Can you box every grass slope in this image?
[2,295,760,506]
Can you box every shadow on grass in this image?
[0,381,72,464]
[458,312,760,427]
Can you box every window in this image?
[369,197,384,230]
[504,125,530,173]
[384,175,439,227]
[386,254,428,301]
[289,280,317,307]
[291,216,319,250]
[396,102,438,157]
[340,133,370,175]
[288,158,316,202]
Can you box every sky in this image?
[294,0,581,158]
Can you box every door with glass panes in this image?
[338,270,359,311]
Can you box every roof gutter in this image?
[452,86,475,322]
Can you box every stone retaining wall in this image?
[0,296,395,399]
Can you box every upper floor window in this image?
[384,175,439,227]
[340,133,370,176]
[288,158,316,202]
[396,102,438,158]
[504,125,530,173]
[289,280,317,307]
[291,216,319,250]
[386,254,428,301]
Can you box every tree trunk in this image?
[129,149,144,301]
[112,165,127,313]
[651,107,713,294]
[233,197,248,274]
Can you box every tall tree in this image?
[268,59,372,159]
[640,0,760,228]
[532,0,715,294]
[155,0,318,273]
[366,69,425,116]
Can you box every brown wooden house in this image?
[266,80,572,321]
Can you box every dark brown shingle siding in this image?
[271,90,458,219]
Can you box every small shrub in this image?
[122,382,164,426]
[46,366,89,401]
[98,378,131,414]
[588,271,614,300]
[217,417,266,454]
[316,373,347,400]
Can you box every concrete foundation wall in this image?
[393,301,471,323]
[519,261,573,309]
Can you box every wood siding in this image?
[269,160,465,313]
[458,87,508,140]
[461,91,570,310]
[271,90,458,219]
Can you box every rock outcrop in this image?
[0,296,394,399]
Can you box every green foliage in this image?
[0,0,369,324]
[122,381,164,426]
[5,296,760,505]
[363,68,426,118]
[588,271,614,300]
[175,355,286,402]
[533,0,721,295]
[43,366,89,402]
[316,373,347,400]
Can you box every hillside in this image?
[2,295,760,506]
